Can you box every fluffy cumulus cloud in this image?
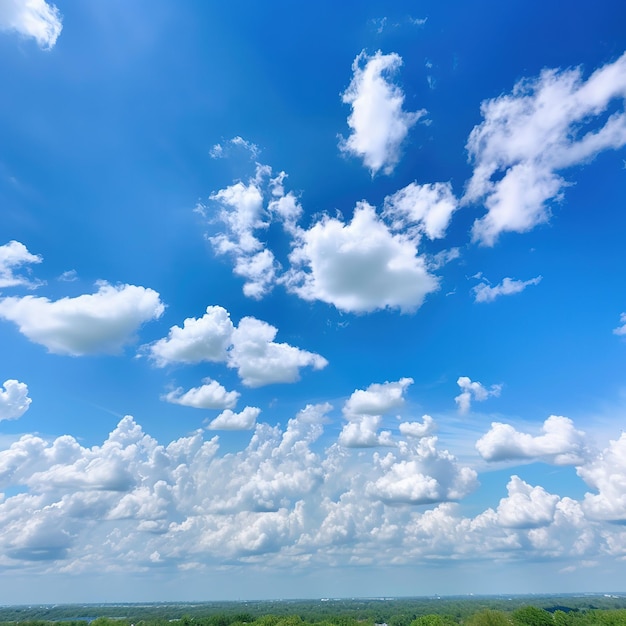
[343,377,413,418]
[229,317,327,387]
[0,0,62,49]
[162,379,239,410]
[473,275,542,303]
[0,282,165,356]
[496,476,560,528]
[0,406,621,572]
[0,379,31,421]
[578,433,626,522]
[147,305,327,387]
[339,378,412,447]
[286,203,439,313]
[465,52,626,245]
[0,241,42,289]
[454,376,501,414]
[208,165,301,299]
[383,182,458,240]
[339,50,426,175]
[206,406,261,431]
[366,437,478,504]
[399,414,435,438]
[148,305,234,366]
[476,415,587,465]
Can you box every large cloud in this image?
[465,52,626,245]
[0,379,31,421]
[339,50,425,175]
[0,282,165,355]
[147,305,327,387]
[0,0,62,49]
[0,409,620,572]
[0,241,42,289]
[285,202,438,313]
[476,415,587,465]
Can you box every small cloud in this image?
[206,406,261,430]
[57,270,78,282]
[210,136,260,160]
[473,275,542,303]
[0,379,32,421]
[0,240,43,289]
[455,375,501,414]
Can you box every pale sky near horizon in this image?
[2,0,626,604]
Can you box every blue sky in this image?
[1,0,626,604]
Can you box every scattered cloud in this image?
[465,52,626,245]
[57,270,78,283]
[0,0,62,49]
[473,275,542,303]
[339,50,426,175]
[0,241,42,289]
[285,202,439,313]
[0,282,165,356]
[207,406,261,431]
[162,379,240,410]
[0,379,31,421]
[147,305,327,387]
[455,376,501,414]
[209,136,260,160]
[476,415,587,465]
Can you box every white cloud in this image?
[339,50,426,175]
[162,379,239,410]
[229,317,327,387]
[0,0,62,49]
[339,415,393,448]
[366,436,478,504]
[465,52,626,245]
[613,312,626,336]
[496,476,560,528]
[0,282,165,356]
[148,305,234,367]
[147,305,327,387]
[455,376,501,414]
[343,377,413,418]
[383,182,458,240]
[0,241,42,289]
[473,275,542,303]
[285,202,439,313]
[476,415,587,465]
[0,379,31,421]
[0,409,621,572]
[399,414,435,438]
[208,165,286,299]
[206,406,261,431]
[578,433,626,522]
[209,136,259,160]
